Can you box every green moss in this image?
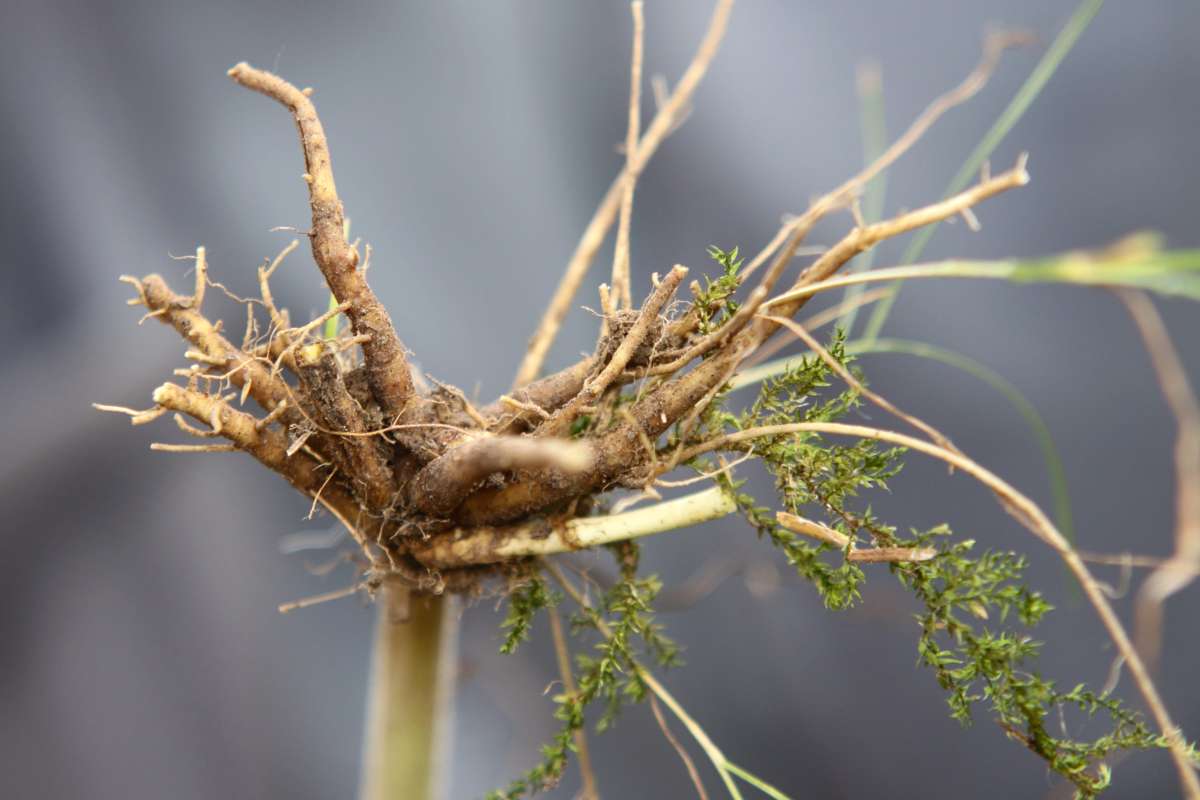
[728,329,1191,797]
[491,553,679,799]
[498,568,559,655]
[493,289,1192,798]
[694,245,745,335]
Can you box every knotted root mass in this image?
[100,49,1028,599]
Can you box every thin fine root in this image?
[650,694,710,800]
[278,582,363,614]
[1118,290,1200,670]
[744,286,893,369]
[611,1,645,310]
[150,442,239,453]
[308,466,339,520]
[93,403,169,426]
[498,394,551,420]
[655,449,755,488]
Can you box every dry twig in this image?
[1117,291,1200,670]
[611,1,646,310]
[741,30,1031,281]
[512,0,735,387]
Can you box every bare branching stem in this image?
[822,31,1030,217]
[543,265,688,435]
[773,155,1030,311]
[512,26,1029,423]
[512,0,735,388]
[741,30,1030,281]
[776,512,936,562]
[462,159,1029,527]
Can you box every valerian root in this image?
[91,17,1200,799]
[103,36,1027,598]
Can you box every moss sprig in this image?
[721,329,1190,797]
[694,245,745,335]
[499,567,560,655]
[494,300,1191,798]
[892,526,1188,798]
[491,556,678,798]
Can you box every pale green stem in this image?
[640,673,795,799]
[766,260,1017,310]
[636,669,746,800]
[360,587,459,800]
[414,486,737,568]
[324,291,341,340]
[762,246,1200,309]
[724,762,792,800]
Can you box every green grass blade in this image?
[1007,240,1200,300]
[838,64,889,338]
[862,0,1106,340]
[762,238,1200,306]
[324,292,341,340]
[725,761,794,800]
[919,243,1200,300]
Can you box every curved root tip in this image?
[1014,152,1031,185]
[151,384,172,406]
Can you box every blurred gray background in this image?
[2,0,1198,797]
